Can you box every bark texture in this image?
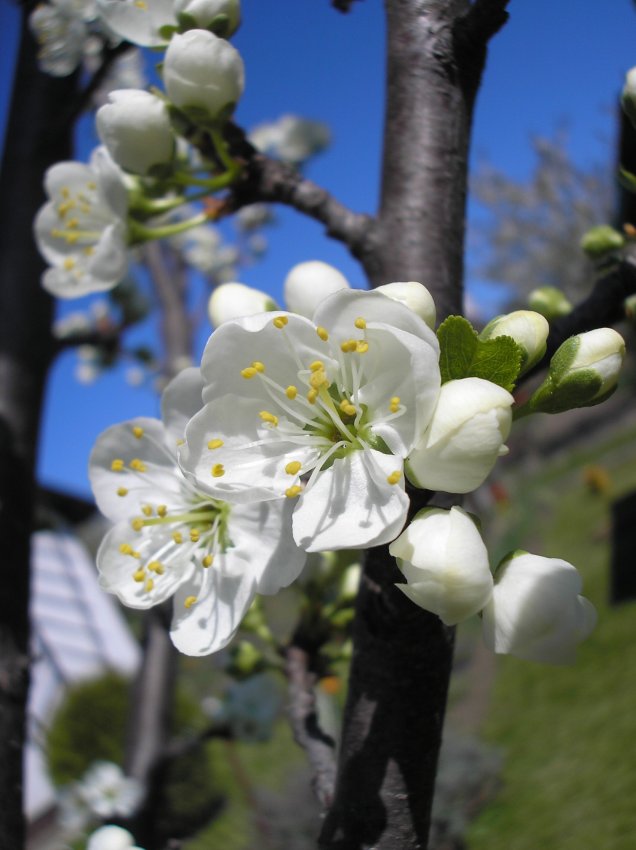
[0,17,76,849]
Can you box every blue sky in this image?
[1,0,636,496]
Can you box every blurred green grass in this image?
[467,424,636,850]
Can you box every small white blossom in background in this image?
[90,47,147,106]
[375,281,437,329]
[29,0,97,77]
[75,761,144,820]
[163,29,245,124]
[96,89,176,175]
[480,309,549,374]
[34,147,129,298]
[90,368,305,654]
[181,288,443,551]
[87,824,144,850]
[170,219,238,280]
[235,203,274,231]
[249,114,330,165]
[406,378,514,494]
[622,65,636,128]
[482,551,597,664]
[389,507,493,625]
[208,281,278,327]
[96,0,240,47]
[283,260,350,318]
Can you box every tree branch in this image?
[457,0,511,45]
[284,644,337,810]
[59,42,133,130]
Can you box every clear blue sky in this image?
[1,0,635,497]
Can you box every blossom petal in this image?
[162,367,204,442]
[96,0,174,47]
[292,449,409,551]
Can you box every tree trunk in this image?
[320,2,507,847]
[0,15,77,849]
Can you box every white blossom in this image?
[208,282,279,327]
[375,281,437,329]
[34,147,129,298]
[249,115,330,165]
[29,0,97,77]
[406,378,513,493]
[389,506,493,625]
[180,289,442,551]
[481,551,597,664]
[163,29,244,123]
[283,261,350,318]
[89,368,305,655]
[75,762,143,819]
[235,203,273,231]
[96,89,175,175]
[87,824,144,850]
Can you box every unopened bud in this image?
[580,225,624,258]
[480,310,549,374]
[375,281,436,329]
[528,286,572,321]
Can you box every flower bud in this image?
[163,29,245,125]
[208,282,278,327]
[480,310,549,374]
[622,66,636,129]
[96,90,175,175]
[87,825,142,850]
[481,551,597,664]
[580,225,624,258]
[528,327,625,414]
[175,0,241,37]
[389,506,493,625]
[283,260,350,318]
[406,378,513,494]
[528,286,572,320]
[375,281,436,329]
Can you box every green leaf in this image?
[437,315,523,391]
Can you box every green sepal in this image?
[158,24,178,39]
[436,315,523,391]
[619,167,636,195]
[208,13,231,37]
[176,11,198,31]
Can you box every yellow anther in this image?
[145,578,154,593]
[309,360,324,372]
[190,528,200,543]
[148,560,163,574]
[387,470,402,485]
[340,339,357,353]
[131,517,144,531]
[66,232,79,244]
[131,550,141,560]
[132,426,144,439]
[285,461,302,475]
[157,505,167,517]
[354,317,367,330]
[309,369,329,389]
[83,246,95,256]
[119,543,134,555]
[390,396,401,413]
[251,361,265,373]
[130,458,147,472]
[117,487,128,497]
[307,388,318,404]
[356,340,369,354]
[66,217,79,229]
[57,200,74,217]
[87,181,97,190]
[211,463,225,477]
[202,554,214,568]
[134,0,148,7]
[176,438,185,446]
[184,595,198,609]
[241,367,257,379]
[172,531,183,544]
[141,505,153,517]
[285,485,303,499]
[259,411,279,426]
[133,569,145,583]
[390,396,400,406]
[63,257,75,271]
[286,385,298,399]
[339,399,357,416]
[207,439,223,450]
[61,187,70,199]
[316,326,329,341]
[112,459,125,473]
[273,316,288,328]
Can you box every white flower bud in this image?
[163,29,245,124]
[175,0,241,36]
[208,282,278,326]
[529,327,625,414]
[406,378,513,494]
[389,506,493,626]
[482,551,597,664]
[622,66,636,128]
[96,90,175,175]
[283,261,350,318]
[480,310,549,373]
[87,825,142,850]
[375,281,436,329]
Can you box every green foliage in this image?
[437,315,523,392]
[46,672,222,841]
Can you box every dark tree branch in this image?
[59,42,133,131]
[284,644,337,810]
[221,124,379,273]
[457,0,510,45]
[331,0,363,11]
